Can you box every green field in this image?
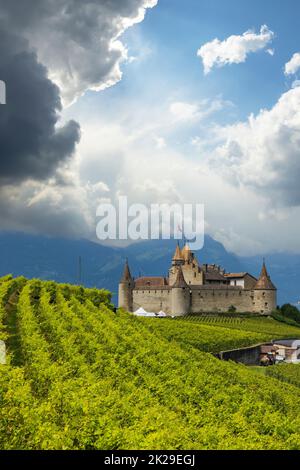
[1,276,300,450]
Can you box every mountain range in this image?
[0,231,298,307]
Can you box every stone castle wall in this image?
[130,286,277,315]
[132,288,172,314]
[191,288,255,313]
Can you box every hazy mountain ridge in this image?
[0,232,298,305]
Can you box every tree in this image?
[280,304,300,324]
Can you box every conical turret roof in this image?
[121,259,132,282]
[173,243,184,261]
[255,261,276,290]
[182,242,192,261]
[172,265,188,288]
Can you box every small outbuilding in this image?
[259,344,278,366]
[272,340,300,363]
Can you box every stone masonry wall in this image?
[131,287,276,315]
[191,288,255,313]
[132,289,172,314]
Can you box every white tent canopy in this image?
[133,307,147,316]
[133,308,168,318]
[157,311,167,317]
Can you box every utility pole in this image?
[78,256,83,285]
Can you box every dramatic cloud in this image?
[73,109,300,255]
[1,85,300,254]
[0,1,157,237]
[211,85,300,207]
[197,25,274,74]
[285,52,300,76]
[0,179,105,239]
[0,30,80,184]
[0,0,158,104]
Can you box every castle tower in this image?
[118,259,134,311]
[182,242,193,264]
[172,242,184,266]
[253,260,277,315]
[171,265,190,316]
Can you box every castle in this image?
[118,243,277,316]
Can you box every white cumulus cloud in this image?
[197,25,274,75]
[211,85,300,207]
[285,52,300,76]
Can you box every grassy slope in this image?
[1,277,300,449]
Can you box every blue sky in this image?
[107,0,300,119]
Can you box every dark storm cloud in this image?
[0,0,157,181]
[0,30,80,183]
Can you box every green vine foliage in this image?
[1,277,300,449]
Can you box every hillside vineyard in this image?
[1,275,300,449]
